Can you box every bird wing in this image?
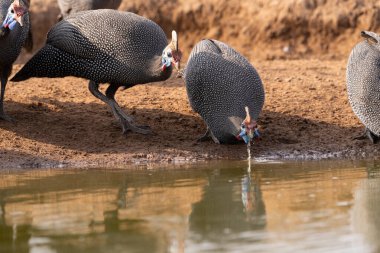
[46,19,98,60]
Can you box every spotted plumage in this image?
[0,0,29,121]
[347,31,380,144]
[12,10,181,134]
[57,0,122,20]
[184,39,265,144]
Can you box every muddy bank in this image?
[1,59,378,169]
[2,0,380,169]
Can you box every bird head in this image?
[236,106,260,144]
[2,0,27,30]
[162,30,182,72]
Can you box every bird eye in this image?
[167,52,172,58]
[10,9,14,14]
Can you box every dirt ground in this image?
[1,0,380,169]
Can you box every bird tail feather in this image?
[11,44,74,82]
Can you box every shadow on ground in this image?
[0,100,370,159]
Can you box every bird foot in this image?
[136,125,151,130]
[197,128,220,143]
[0,112,14,123]
[121,120,152,135]
[197,128,212,142]
[354,128,379,144]
[353,134,367,141]
[197,134,212,142]
[366,129,379,144]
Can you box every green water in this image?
[0,160,380,253]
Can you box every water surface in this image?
[1,160,380,253]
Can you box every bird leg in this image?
[354,127,379,144]
[198,128,212,142]
[105,84,151,134]
[88,81,151,135]
[0,69,13,122]
[197,127,220,144]
[366,128,379,144]
[104,84,134,122]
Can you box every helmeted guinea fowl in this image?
[0,0,29,121]
[57,0,122,20]
[347,30,380,144]
[12,9,181,135]
[183,39,264,144]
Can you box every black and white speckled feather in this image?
[346,31,380,138]
[184,39,265,144]
[12,10,172,84]
[58,0,121,19]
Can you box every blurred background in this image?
[21,0,380,63]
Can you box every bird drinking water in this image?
[183,39,264,145]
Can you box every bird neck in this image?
[0,27,10,38]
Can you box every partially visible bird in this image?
[12,10,181,135]
[347,30,380,144]
[0,0,29,121]
[183,39,264,144]
[57,0,122,20]
[23,0,32,52]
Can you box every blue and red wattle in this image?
[2,13,18,30]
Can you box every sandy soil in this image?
[1,0,380,169]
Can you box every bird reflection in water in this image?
[241,161,266,226]
[189,163,266,244]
